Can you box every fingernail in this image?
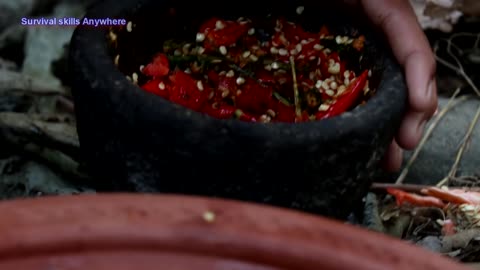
[426,78,436,99]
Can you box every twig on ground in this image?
[395,88,468,184]
[436,104,480,187]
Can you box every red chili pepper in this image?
[141,78,169,99]
[142,53,169,77]
[235,79,273,115]
[315,70,368,119]
[168,70,209,111]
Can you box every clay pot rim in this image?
[69,0,407,144]
[0,193,467,270]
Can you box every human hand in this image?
[357,0,438,171]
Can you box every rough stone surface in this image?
[400,96,480,185]
[21,2,85,87]
[69,0,407,219]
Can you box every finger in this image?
[382,139,403,172]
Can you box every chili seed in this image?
[226,70,235,77]
[174,49,182,56]
[301,39,308,45]
[158,82,166,90]
[132,72,138,84]
[368,70,372,77]
[295,44,302,53]
[139,65,144,72]
[318,104,330,111]
[337,85,346,95]
[315,80,323,89]
[309,56,316,61]
[249,54,258,61]
[264,64,272,71]
[126,21,133,32]
[215,20,225,30]
[196,33,205,42]
[126,75,132,81]
[324,48,331,54]
[344,78,350,86]
[298,54,305,59]
[252,45,260,50]
[219,46,227,55]
[196,80,204,91]
[184,68,192,74]
[259,114,271,123]
[266,109,276,118]
[278,48,288,56]
[325,89,335,96]
[296,6,305,15]
[248,28,255,35]
[309,71,315,80]
[343,70,351,78]
[313,44,323,51]
[290,49,298,55]
[271,62,280,69]
[197,47,205,55]
[270,47,279,54]
[236,77,245,85]
[219,71,226,76]
[114,54,120,66]
[237,17,244,21]
[242,51,251,58]
[208,91,215,99]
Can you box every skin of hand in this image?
[351,0,438,171]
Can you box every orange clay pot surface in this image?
[0,194,468,270]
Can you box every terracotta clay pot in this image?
[0,194,468,269]
[69,0,407,218]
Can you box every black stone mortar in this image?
[69,0,407,219]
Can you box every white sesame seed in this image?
[219,71,226,76]
[226,70,235,77]
[259,114,271,123]
[197,47,205,55]
[184,68,191,74]
[330,81,338,90]
[313,44,323,51]
[208,91,215,99]
[196,33,205,42]
[126,75,132,81]
[315,80,323,89]
[270,47,279,54]
[337,85,346,95]
[297,54,305,59]
[249,54,258,61]
[264,64,272,71]
[309,55,316,61]
[343,70,351,78]
[290,49,298,55]
[239,21,248,25]
[275,27,281,32]
[203,211,215,222]
[368,70,372,77]
[323,48,331,54]
[266,109,276,118]
[309,71,315,80]
[301,39,308,45]
[319,104,330,111]
[114,54,120,66]
[296,6,305,15]
[219,46,227,55]
[248,28,255,35]
[344,78,350,86]
[174,49,182,56]
[328,62,341,74]
[278,48,288,56]
[236,77,245,85]
[237,17,244,21]
[215,20,225,30]
[325,89,335,96]
[158,82,165,90]
[197,80,204,91]
[252,45,260,50]
[335,36,343,44]
[236,90,242,95]
[242,51,251,58]
[271,62,280,69]
[322,80,330,90]
[132,72,138,84]
[139,65,144,72]
[296,44,302,53]
[126,21,133,32]
[221,90,230,98]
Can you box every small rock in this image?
[400,96,480,185]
